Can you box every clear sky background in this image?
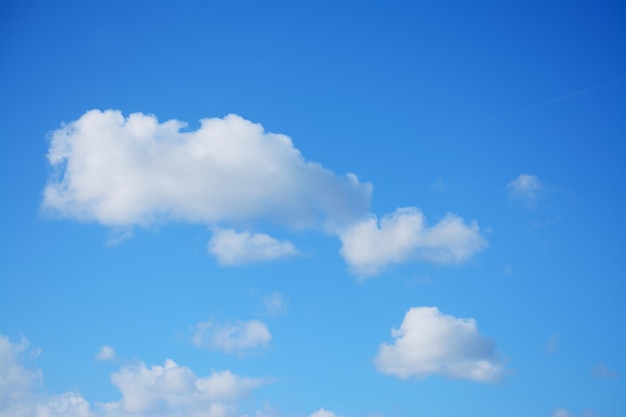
[1,1,625,417]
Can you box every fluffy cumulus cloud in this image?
[507,174,542,202]
[42,110,488,273]
[192,320,271,354]
[104,360,266,416]
[374,307,506,382]
[42,110,371,229]
[0,334,266,417]
[339,208,487,276]
[208,229,298,266]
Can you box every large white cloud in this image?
[0,334,266,417]
[43,110,372,229]
[374,307,506,382]
[42,110,488,273]
[339,208,487,276]
[208,228,298,266]
[192,320,271,354]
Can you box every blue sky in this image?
[1,1,625,416]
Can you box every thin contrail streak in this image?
[448,76,626,133]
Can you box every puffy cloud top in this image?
[339,208,487,276]
[43,110,372,229]
[375,307,507,382]
[0,334,267,417]
[108,360,265,414]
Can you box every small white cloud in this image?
[592,363,619,379]
[96,345,116,362]
[339,207,487,276]
[374,307,507,382]
[208,229,298,266]
[310,408,346,417]
[264,292,287,316]
[42,110,371,229]
[192,320,271,354]
[507,174,542,203]
[553,409,573,417]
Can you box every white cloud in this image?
[192,320,271,354]
[263,292,287,316]
[507,174,542,202]
[553,409,573,417]
[374,307,506,382]
[0,336,42,405]
[592,363,619,379]
[0,335,91,417]
[41,110,492,275]
[208,229,298,266]
[105,360,265,416]
[42,110,371,229]
[310,408,345,417]
[0,334,266,417]
[338,208,487,276]
[96,346,116,362]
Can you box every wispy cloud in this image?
[507,174,542,204]
[264,292,287,316]
[553,408,601,417]
[310,408,346,417]
[592,363,619,379]
[374,307,507,382]
[546,334,558,353]
[95,345,116,362]
[429,177,447,191]
[339,208,487,277]
[209,228,298,266]
[191,320,271,354]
